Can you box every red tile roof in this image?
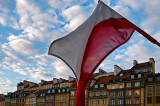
[30,84,39,88]
[18,83,24,86]
[110,70,130,81]
[35,89,48,95]
[134,62,150,68]
[96,75,114,84]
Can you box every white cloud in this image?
[53,60,74,79]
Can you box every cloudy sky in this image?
[0,0,160,94]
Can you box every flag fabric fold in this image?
[48,1,158,106]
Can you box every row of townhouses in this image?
[0,58,160,106]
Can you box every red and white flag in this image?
[49,1,158,106]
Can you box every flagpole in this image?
[134,26,160,47]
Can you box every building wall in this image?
[16,97,26,106]
[55,93,69,106]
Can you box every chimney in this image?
[41,80,46,85]
[133,60,138,66]
[149,58,155,73]
[114,65,123,76]
[99,69,107,74]
[68,76,75,82]
[59,78,65,83]
[53,78,58,84]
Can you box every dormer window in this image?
[100,84,104,88]
[95,84,98,88]
[148,77,153,82]
[119,84,122,88]
[62,89,65,92]
[58,89,61,93]
[67,88,69,92]
[43,93,45,96]
[135,82,140,87]
[131,75,135,79]
[157,76,160,81]
[120,73,123,76]
[52,89,55,93]
[138,74,142,78]
[111,85,115,89]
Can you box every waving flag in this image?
[49,1,160,106]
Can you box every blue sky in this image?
[0,0,160,94]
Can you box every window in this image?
[111,100,115,105]
[148,86,152,91]
[58,89,61,93]
[127,99,131,104]
[71,100,74,106]
[119,84,122,88]
[56,103,58,106]
[56,96,59,100]
[127,83,131,88]
[48,90,51,93]
[96,92,100,96]
[60,103,63,106]
[60,96,63,100]
[96,100,99,105]
[147,97,152,104]
[135,99,140,104]
[51,96,53,100]
[131,75,135,79]
[111,92,115,97]
[65,95,67,99]
[118,91,123,96]
[100,84,104,88]
[102,100,106,104]
[126,90,131,96]
[135,90,140,95]
[95,84,98,88]
[90,100,93,105]
[156,96,160,103]
[157,76,160,81]
[138,74,141,78]
[103,91,106,96]
[135,82,140,87]
[120,73,123,76]
[62,89,65,92]
[64,103,67,106]
[111,85,115,89]
[52,89,55,93]
[46,96,49,100]
[118,99,123,105]
[90,93,94,97]
[157,85,160,91]
[71,91,75,96]
[148,77,153,82]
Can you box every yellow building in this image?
[55,88,69,106]
[26,93,36,106]
[88,75,113,106]
[145,73,160,106]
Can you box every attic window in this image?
[95,84,98,88]
[100,84,104,88]
[131,75,135,79]
[138,74,142,78]
[120,73,123,76]
[52,89,55,93]
[148,77,153,82]
[157,76,160,81]
[62,89,65,92]
[58,89,61,93]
